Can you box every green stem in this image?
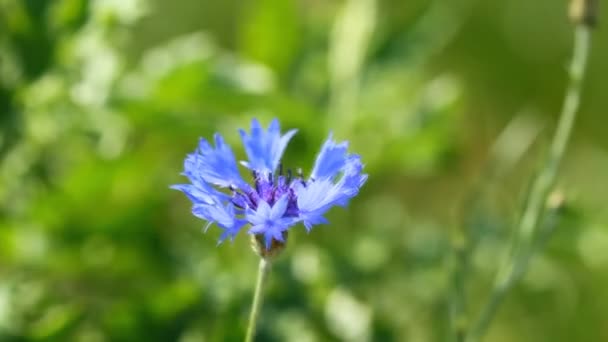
[245,258,271,342]
[465,25,592,342]
[450,237,469,342]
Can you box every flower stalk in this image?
[464,9,594,342]
[245,258,271,342]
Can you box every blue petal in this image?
[239,118,297,175]
[246,200,272,225]
[170,183,227,205]
[195,134,247,189]
[270,195,289,220]
[337,155,368,198]
[302,215,328,232]
[310,133,349,180]
[246,196,296,248]
[249,224,285,249]
[193,203,246,243]
[295,180,340,228]
[295,156,367,231]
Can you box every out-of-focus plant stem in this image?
[328,0,376,135]
[245,258,271,342]
[465,23,593,342]
[450,234,469,342]
[449,113,543,342]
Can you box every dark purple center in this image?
[230,164,302,216]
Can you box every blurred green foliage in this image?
[1,0,608,341]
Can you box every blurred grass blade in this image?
[328,0,376,134]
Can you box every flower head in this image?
[172,118,367,253]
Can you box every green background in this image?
[1,0,607,341]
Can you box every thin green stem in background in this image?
[449,113,544,342]
[245,258,271,342]
[465,24,592,342]
[450,236,469,342]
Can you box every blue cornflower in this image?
[171,118,367,252]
